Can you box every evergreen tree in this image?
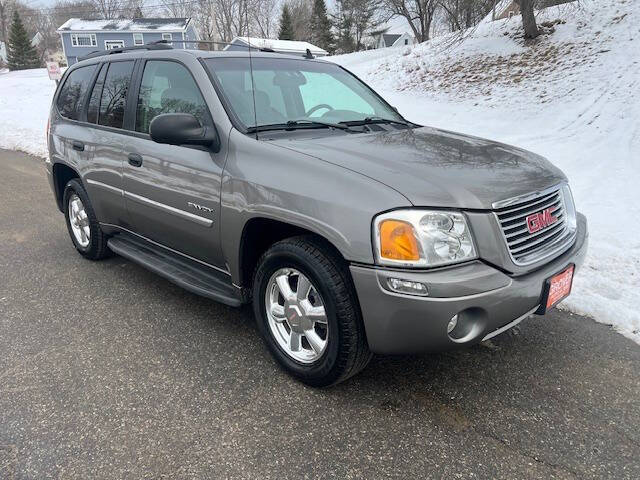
[310,0,334,53]
[7,11,40,71]
[278,4,295,40]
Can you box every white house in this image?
[224,37,328,57]
[375,32,415,49]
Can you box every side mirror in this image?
[149,113,219,150]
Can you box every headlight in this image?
[374,209,477,267]
[561,184,577,234]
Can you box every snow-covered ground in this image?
[0,68,55,158]
[333,0,640,343]
[0,0,638,342]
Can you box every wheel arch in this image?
[237,217,350,290]
[52,162,81,212]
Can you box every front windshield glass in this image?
[204,57,404,130]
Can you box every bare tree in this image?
[91,0,124,19]
[439,0,494,32]
[160,0,195,18]
[514,0,538,38]
[380,0,439,42]
[249,0,278,38]
[286,0,312,41]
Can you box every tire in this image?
[63,178,111,260]
[252,235,372,387]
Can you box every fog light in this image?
[387,277,428,296]
[447,314,458,334]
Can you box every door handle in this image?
[72,140,84,152]
[128,153,143,167]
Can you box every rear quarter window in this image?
[56,65,97,121]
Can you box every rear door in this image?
[82,59,136,227]
[51,64,98,192]
[122,59,225,269]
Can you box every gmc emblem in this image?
[526,207,558,234]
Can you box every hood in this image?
[273,126,567,210]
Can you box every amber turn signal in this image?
[379,220,420,261]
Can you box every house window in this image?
[71,33,97,47]
[162,33,172,45]
[404,39,408,45]
[104,40,125,50]
[133,33,144,46]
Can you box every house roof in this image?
[382,34,401,46]
[226,37,328,56]
[57,18,191,33]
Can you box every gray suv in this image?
[46,45,588,386]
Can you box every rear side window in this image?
[98,61,135,129]
[135,60,210,134]
[56,65,96,121]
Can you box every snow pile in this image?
[0,68,55,158]
[333,0,640,343]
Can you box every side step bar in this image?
[107,233,244,307]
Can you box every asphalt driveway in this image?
[1,148,638,479]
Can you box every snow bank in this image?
[0,68,55,158]
[333,0,640,343]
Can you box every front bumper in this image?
[350,213,588,354]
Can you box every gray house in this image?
[57,18,199,66]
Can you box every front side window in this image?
[133,33,144,46]
[135,60,210,134]
[98,61,134,129]
[71,33,97,47]
[56,65,97,121]
[204,57,403,129]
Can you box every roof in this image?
[226,37,328,56]
[382,34,402,46]
[57,18,191,33]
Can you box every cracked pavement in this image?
[1,148,639,479]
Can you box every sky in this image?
[28,0,412,35]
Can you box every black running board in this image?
[107,233,244,307]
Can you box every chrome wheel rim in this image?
[265,268,329,363]
[68,193,90,248]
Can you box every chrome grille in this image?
[494,186,573,266]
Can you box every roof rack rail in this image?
[78,42,173,61]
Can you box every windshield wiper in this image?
[342,116,413,127]
[247,119,357,134]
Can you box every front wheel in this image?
[253,236,371,387]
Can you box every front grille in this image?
[494,186,573,266]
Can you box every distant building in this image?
[0,41,7,64]
[375,32,416,49]
[224,37,328,57]
[57,18,199,65]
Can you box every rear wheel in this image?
[63,179,111,260]
[253,236,371,387]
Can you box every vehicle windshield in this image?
[203,57,405,131]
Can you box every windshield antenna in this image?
[245,1,258,140]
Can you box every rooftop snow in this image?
[57,18,190,32]
[227,37,328,55]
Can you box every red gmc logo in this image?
[526,207,558,234]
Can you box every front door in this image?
[122,59,225,269]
